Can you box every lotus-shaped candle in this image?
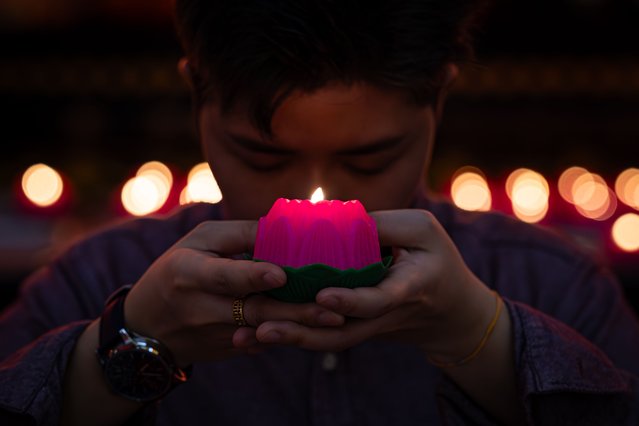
[253,189,392,303]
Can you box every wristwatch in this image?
[96,285,190,402]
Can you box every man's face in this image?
[199,83,437,219]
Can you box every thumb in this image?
[369,209,441,251]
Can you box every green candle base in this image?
[251,256,393,303]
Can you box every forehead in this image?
[224,83,426,150]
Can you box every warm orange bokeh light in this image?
[310,187,324,203]
[558,166,589,204]
[514,203,549,224]
[21,163,64,207]
[612,213,639,252]
[615,168,639,209]
[450,168,492,212]
[506,168,548,200]
[121,175,163,216]
[507,169,549,223]
[572,173,616,220]
[137,161,173,190]
[121,161,174,216]
[180,162,223,205]
[135,161,172,211]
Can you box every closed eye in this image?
[225,133,295,171]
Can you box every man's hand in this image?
[124,220,344,366]
[246,209,496,362]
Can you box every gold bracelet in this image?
[427,290,503,369]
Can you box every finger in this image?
[232,328,278,354]
[177,220,259,255]
[232,327,259,348]
[240,294,345,328]
[369,209,442,250]
[315,263,415,318]
[172,249,286,296]
[255,318,381,352]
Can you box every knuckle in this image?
[193,220,218,234]
[241,222,258,249]
[247,264,267,291]
[417,210,435,228]
[165,248,193,292]
[214,268,232,294]
[179,221,215,247]
[204,258,233,294]
[377,295,395,315]
[302,306,325,326]
[339,298,356,315]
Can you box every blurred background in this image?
[1,0,638,313]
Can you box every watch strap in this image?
[97,285,132,359]
[96,286,192,388]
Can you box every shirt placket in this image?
[309,351,354,426]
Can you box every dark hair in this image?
[174,0,490,137]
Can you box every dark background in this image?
[1,0,638,312]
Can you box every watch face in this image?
[104,347,173,402]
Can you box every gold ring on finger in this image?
[232,297,247,326]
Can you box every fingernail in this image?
[263,271,286,288]
[261,330,282,343]
[318,311,344,326]
[319,296,340,311]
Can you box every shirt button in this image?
[322,352,338,372]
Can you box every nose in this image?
[283,159,341,200]
[309,160,346,198]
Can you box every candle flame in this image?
[310,187,324,203]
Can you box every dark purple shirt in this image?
[1,196,638,425]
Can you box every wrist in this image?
[422,281,498,364]
[97,286,190,402]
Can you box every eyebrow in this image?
[226,132,406,156]
[227,133,295,155]
[336,136,405,156]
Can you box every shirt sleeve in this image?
[0,321,89,425]
[435,280,639,425]
[0,266,158,426]
[0,245,147,424]
[0,209,203,425]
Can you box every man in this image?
[1,1,638,425]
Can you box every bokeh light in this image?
[136,161,172,210]
[615,168,639,209]
[572,173,616,221]
[450,168,492,212]
[558,166,590,204]
[506,169,549,223]
[120,161,173,216]
[180,162,223,205]
[612,213,639,252]
[21,163,64,207]
[137,161,173,190]
[121,175,164,216]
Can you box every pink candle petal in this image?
[348,218,382,268]
[255,197,381,269]
[254,216,293,266]
[297,219,345,268]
